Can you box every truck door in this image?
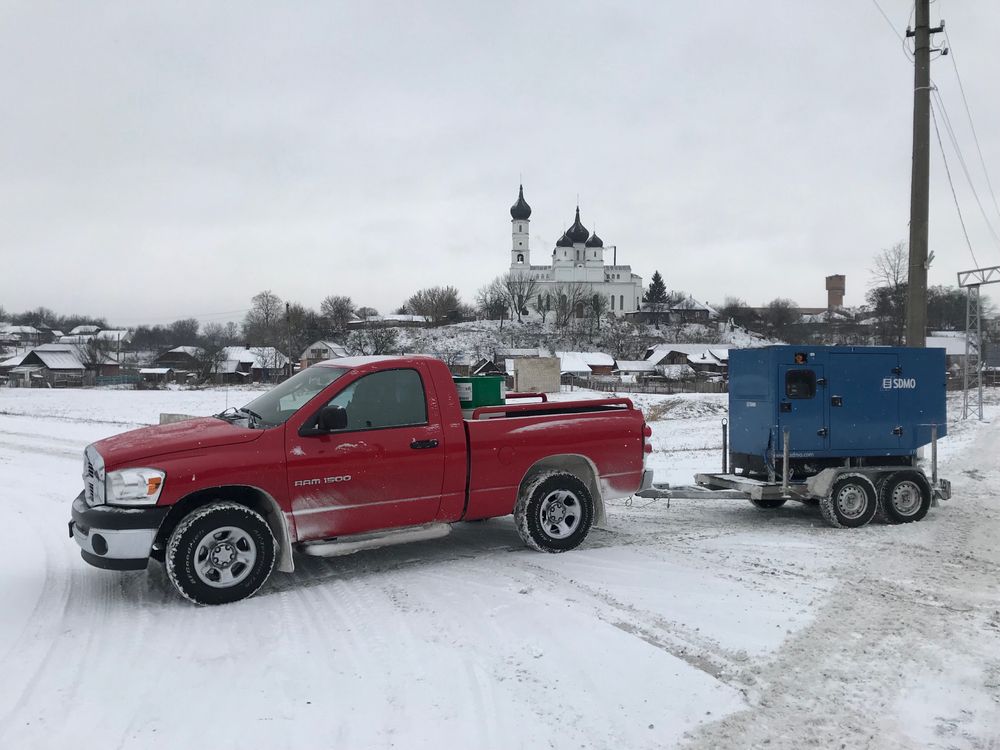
[286,366,446,541]
[778,365,828,453]
[828,352,900,453]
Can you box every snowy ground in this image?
[1,385,999,749]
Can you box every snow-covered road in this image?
[1,387,998,749]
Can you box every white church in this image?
[507,185,644,316]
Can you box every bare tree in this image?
[320,295,355,334]
[243,290,283,346]
[406,286,461,325]
[588,292,609,331]
[552,283,588,327]
[476,277,509,329]
[870,241,908,290]
[531,292,551,324]
[79,337,115,370]
[347,326,399,355]
[503,272,539,323]
[355,306,379,321]
[763,298,799,338]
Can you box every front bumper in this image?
[69,492,169,571]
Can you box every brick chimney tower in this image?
[826,274,846,309]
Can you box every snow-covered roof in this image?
[220,346,289,371]
[671,297,721,317]
[139,367,173,375]
[644,344,727,365]
[499,347,549,358]
[0,324,40,335]
[58,335,93,344]
[301,340,349,360]
[0,353,26,368]
[95,329,130,341]
[69,325,101,335]
[687,349,729,366]
[555,351,614,374]
[614,360,656,372]
[33,349,85,370]
[167,346,201,356]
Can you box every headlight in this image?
[106,468,165,506]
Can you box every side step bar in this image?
[299,522,451,558]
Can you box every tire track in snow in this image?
[682,418,1000,749]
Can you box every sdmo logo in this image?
[881,377,917,390]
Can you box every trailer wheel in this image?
[750,498,787,510]
[880,471,932,524]
[515,472,594,553]
[166,502,276,605]
[820,476,877,529]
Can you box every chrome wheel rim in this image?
[835,484,868,520]
[891,480,922,516]
[194,526,257,588]
[538,490,582,539]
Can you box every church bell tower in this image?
[510,184,531,268]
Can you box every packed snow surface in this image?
[1,385,999,749]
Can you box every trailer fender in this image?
[806,468,842,500]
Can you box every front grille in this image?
[84,455,94,504]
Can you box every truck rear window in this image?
[785,369,816,399]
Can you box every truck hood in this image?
[92,417,265,468]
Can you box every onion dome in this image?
[556,232,574,248]
[510,184,532,220]
[586,230,603,248]
[565,206,590,243]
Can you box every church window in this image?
[610,295,615,311]
[516,253,524,263]
[518,241,523,247]
[620,295,624,310]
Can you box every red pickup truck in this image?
[70,355,649,604]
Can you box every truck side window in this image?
[785,369,816,399]
[325,369,428,430]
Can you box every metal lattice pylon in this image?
[962,285,983,420]
[958,266,1000,421]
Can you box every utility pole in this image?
[905,1,945,348]
[285,302,293,379]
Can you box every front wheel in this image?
[750,497,787,510]
[166,502,276,605]
[515,472,594,553]
[820,476,877,529]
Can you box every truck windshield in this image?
[241,366,348,427]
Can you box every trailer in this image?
[636,345,952,528]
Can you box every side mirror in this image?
[317,405,348,432]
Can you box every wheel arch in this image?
[516,454,606,526]
[154,485,294,573]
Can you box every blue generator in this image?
[728,345,948,475]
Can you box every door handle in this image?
[817,428,828,437]
[410,439,439,450]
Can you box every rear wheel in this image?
[820,476,878,529]
[880,471,932,524]
[166,502,276,605]
[750,498,787,510]
[515,472,594,553]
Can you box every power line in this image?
[931,88,1000,250]
[942,29,1000,225]
[870,0,905,41]
[930,98,979,268]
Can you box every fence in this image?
[96,374,140,387]
[564,377,728,395]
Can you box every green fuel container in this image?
[454,375,506,417]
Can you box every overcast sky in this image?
[3,1,999,328]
